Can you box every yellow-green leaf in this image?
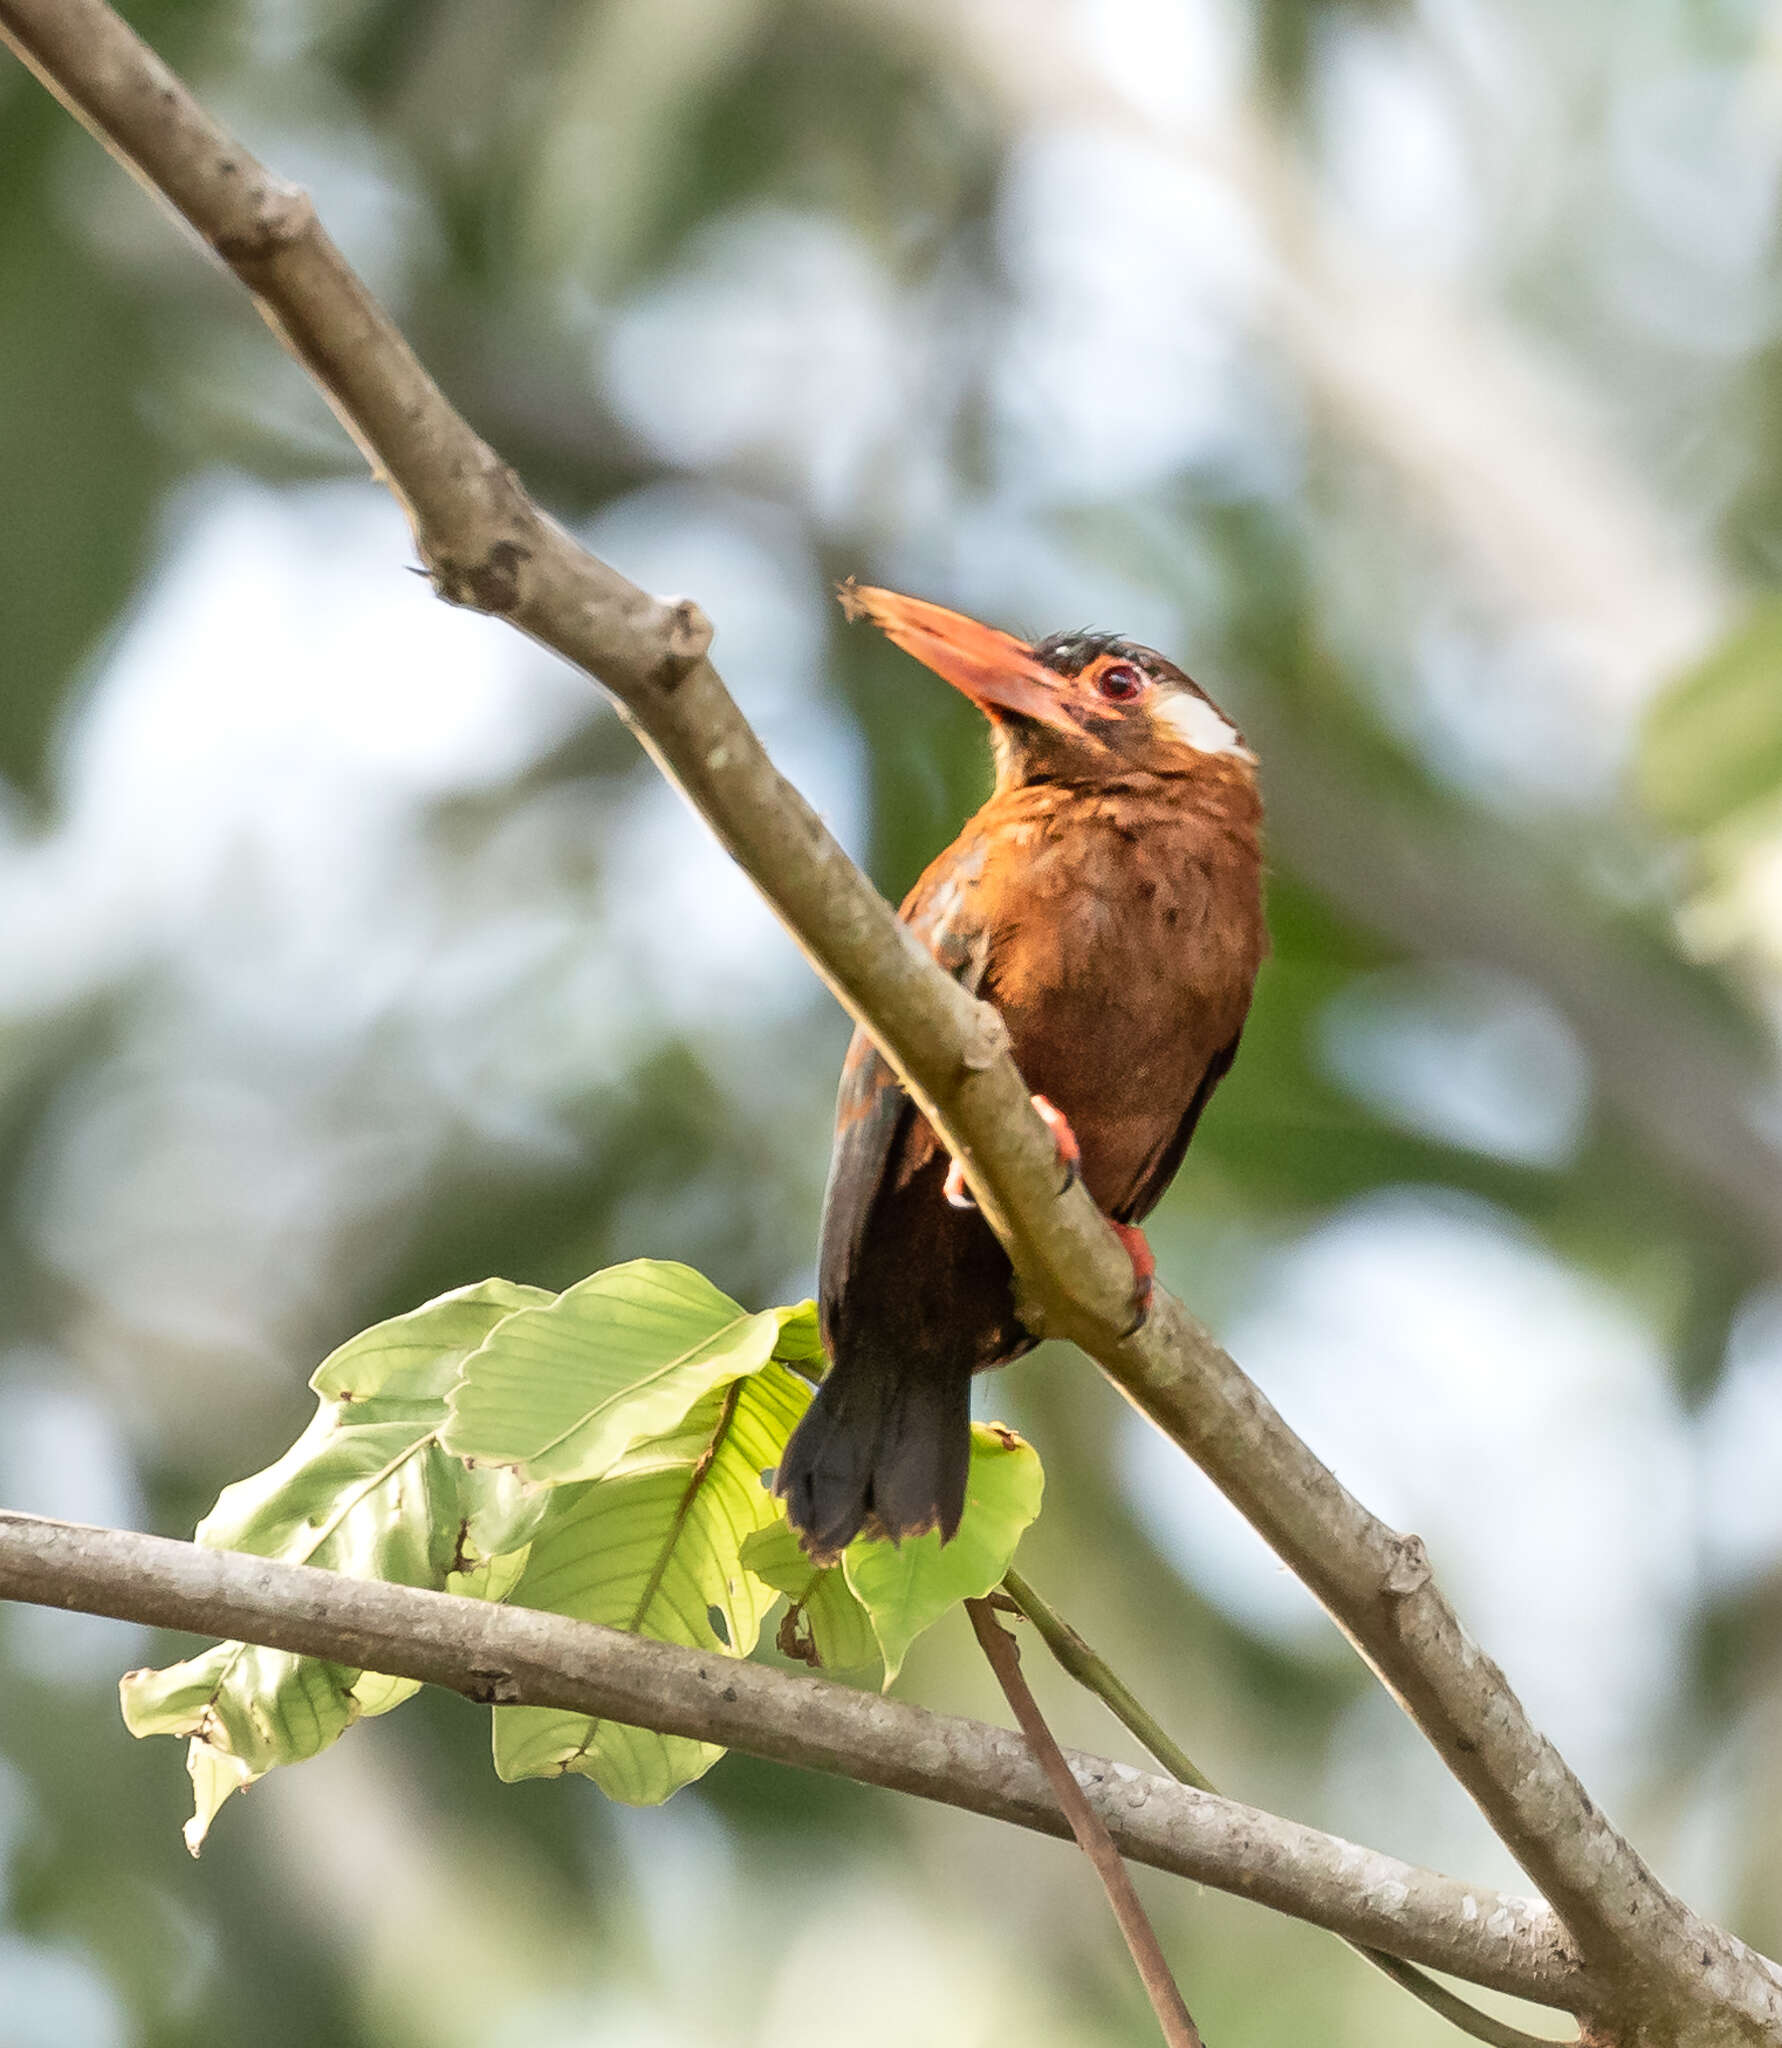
[739,1517,881,1678]
[442,1261,809,1485]
[122,1639,361,1853]
[769,1301,823,1372]
[842,1423,1044,1685]
[308,1278,554,1405]
[119,1278,551,1849]
[493,1363,809,1802]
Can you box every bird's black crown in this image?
[1032,629,1149,677]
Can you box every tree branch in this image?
[1001,1570,1569,2048]
[0,6,1775,2037]
[0,1510,1577,2006]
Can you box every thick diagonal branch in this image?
[0,6,1776,2038]
[0,1511,1577,2005]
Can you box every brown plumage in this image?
[777,585,1267,1559]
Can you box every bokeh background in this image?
[4,0,1782,2040]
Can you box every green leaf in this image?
[1641,597,1782,836]
[841,1423,1044,1685]
[120,1278,552,1850]
[768,1301,824,1372]
[345,1670,423,1720]
[737,1420,1046,1686]
[199,1278,556,1568]
[739,1518,881,1678]
[442,1261,812,1485]
[307,1280,553,1403]
[493,1362,809,1803]
[122,1639,360,1854]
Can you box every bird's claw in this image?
[1110,1221,1155,1334]
[1029,1094,1081,1193]
[943,1093,1079,1213]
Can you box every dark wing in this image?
[1113,1031,1242,1225]
[817,834,993,1345]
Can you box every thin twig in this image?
[1001,1570,1570,2048]
[966,1597,1204,2048]
[1357,1950,1571,2048]
[1001,1568,1217,1791]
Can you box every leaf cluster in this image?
[119,1260,1042,1846]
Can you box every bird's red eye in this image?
[1095,662,1146,704]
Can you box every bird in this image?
[776,583,1267,1561]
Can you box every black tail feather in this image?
[776,1357,970,1561]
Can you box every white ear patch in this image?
[1158,690,1248,757]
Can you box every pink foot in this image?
[1029,1094,1081,1191]
[942,1094,1083,1211]
[1110,1221,1155,1328]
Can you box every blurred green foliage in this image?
[5,1,1782,2045]
[1642,598,1782,838]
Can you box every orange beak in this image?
[839,582,1079,734]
